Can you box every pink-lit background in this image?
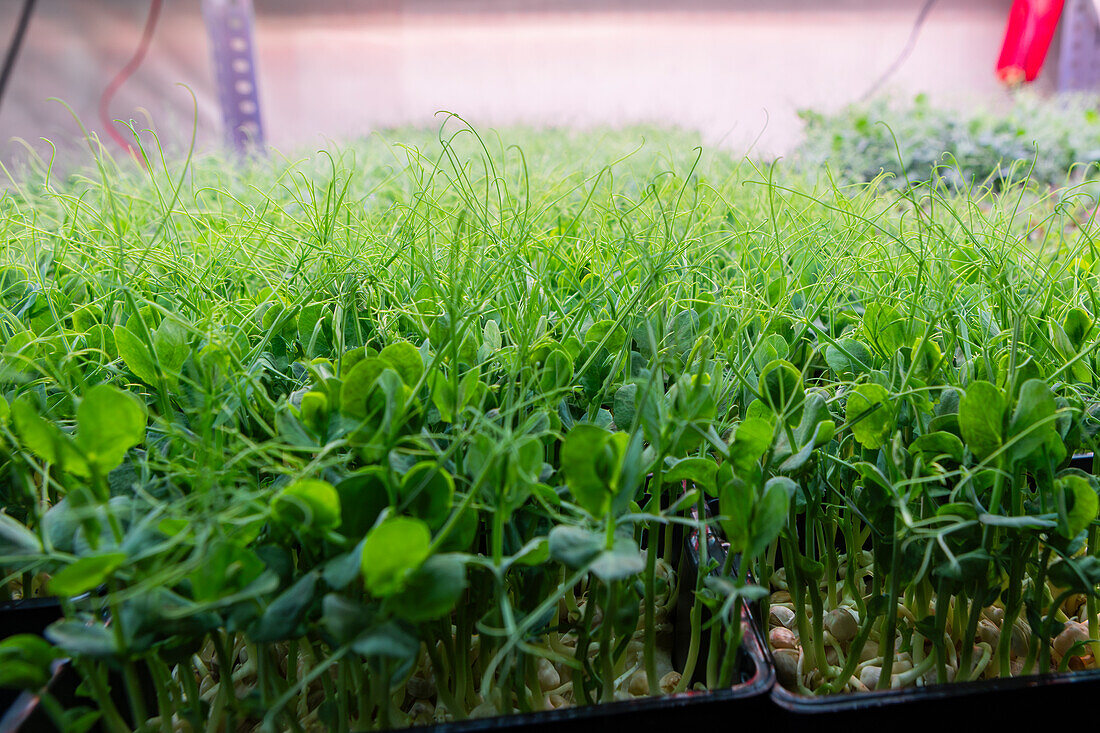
[0,0,1056,169]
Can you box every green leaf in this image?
[613,383,637,430]
[56,708,100,733]
[378,341,424,386]
[188,540,265,601]
[0,635,61,690]
[511,537,550,566]
[113,326,157,385]
[75,385,146,475]
[46,620,117,659]
[1048,556,1100,594]
[705,576,769,603]
[758,359,805,424]
[340,358,387,419]
[350,621,418,660]
[483,319,502,352]
[273,479,341,532]
[590,535,645,581]
[428,370,456,423]
[11,395,75,470]
[321,594,373,644]
[153,318,188,378]
[779,419,834,473]
[0,513,41,556]
[911,337,945,379]
[909,431,965,463]
[752,333,789,372]
[728,417,773,476]
[49,552,126,597]
[662,457,718,494]
[388,554,468,621]
[538,346,574,392]
[748,479,791,558]
[334,470,389,540]
[297,303,329,345]
[585,320,628,352]
[845,383,893,449]
[824,338,873,377]
[561,425,628,518]
[1006,379,1056,461]
[361,516,431,597]
[863,302,906,356]
[251,571,320,642]
[718,474,752,554]
[548,525,603,568]
[1063,307,1093,347]
[15,407,96,478]
[397,462,454,530]
[959,381,1005,459]
[1057,474,1099,539]
[323,540,368,591]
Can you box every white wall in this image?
[0,0,1053,171]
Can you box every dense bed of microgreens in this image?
[795,93,1100,191]
[0,120,1098,731]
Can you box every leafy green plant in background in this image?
[795,93,1100,191]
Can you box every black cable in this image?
[859,0,939,102]
[0,0,36,116]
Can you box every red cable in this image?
[98,0,163,161]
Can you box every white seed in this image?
[774,648,799,687]
[406,674,436,699]
[977,619,999,649]
[769,605,796,629]
[658,671,681,694]
[628,671,649,696]
[537,658,560,691]
[1010,619,1031,658]
[825,608,859,644]
[1053,621,1091,661]
[409,700,434,724]
[769,627,799,650]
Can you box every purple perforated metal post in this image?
[1058,0,1100,92]
[202,0,265,152]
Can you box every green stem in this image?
[643,460,665,696]
[932,575,950,684]
[212,633,238,732]
[956,590,986,682]
[147,656,175,733]
[718,558,750,687]
[76,660,130,733]
[599,581,618,702]
[572,591,596,705]
[426,637,465,720]
[1088,524,1100,661]
[179,658,204,729]
[877,514,902,690]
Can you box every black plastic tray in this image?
[769,667,1100,725]
[765,451,1100,724]
[412,520,775,733]
[1,524,774,732]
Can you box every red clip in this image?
[996,0,1065,84]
